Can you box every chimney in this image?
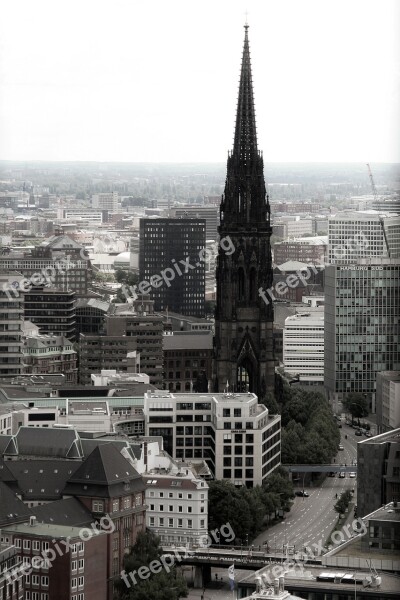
[29,516,37,527]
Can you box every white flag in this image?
[228,564,235,590]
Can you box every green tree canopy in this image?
[114,531,187,600]
[342,393,369,423]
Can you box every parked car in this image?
[328,472,336,477]
[295,490,310,497]
[355,430,362,436]
[349,472,356,478]
[339,472,346,478]
[338,444,344,450]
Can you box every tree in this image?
[342,393,368,425]
[334,490,352,515]
[264,392,280,415]
[114,531,187,600]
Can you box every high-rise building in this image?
[171,206,219,241]
[273,236,327,266]
[328,210,400,265]
[91,191,119,212]
[0,272,24,377]
[214,25,274,397]
[139,218,206,317]
[283,312,324,385]
[324,259,400,409]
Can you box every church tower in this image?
[214,25,275,398]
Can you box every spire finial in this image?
[244,10,249,30]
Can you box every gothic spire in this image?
[220,25,269,226]
[232,24,258,164]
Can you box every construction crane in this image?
[367,163,391,258]
[366,163,378,202]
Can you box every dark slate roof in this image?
[68,444,141,485]
[31,497,93,528]
[13,427,83,459]
[80,438,136,462]
[6,459,81,501]
[0,461,17,483]
[0,481,32,526]
[0,435,16,456]
[63,444,145,498]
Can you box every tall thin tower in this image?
[214,25,275,398]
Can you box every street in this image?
[252,423,358,551]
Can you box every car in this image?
[365,432,372,438]
[328,472,336,477]
[339,472,346,478]
[355,430,362,436]
[338,444,344,450]
[349,472,356,478]
[295,490,310,497]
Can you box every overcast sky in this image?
[0,0,399,163]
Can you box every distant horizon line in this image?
[1,159,399,166]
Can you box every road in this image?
[252,423,359,552]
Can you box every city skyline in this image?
[1,0,399,164]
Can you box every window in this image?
[71,560,77,572]
[23,540,31,550]
[178,519,183,528]
[78,559,84,570]
[149,517,155,526]
[160,505,164,512]
[187,520,193,529]
[169,505,173,512]
[112,500,119,512]
[32,540,40,551]
[168,518,173,528]
[71,579,77,590]
[159,518,164,526]
[92,500,104,512]
[15,538,21,548]
[187,506,192,513]
[78,576,84,587]
[234,408,241,417]
[41,577,49,587]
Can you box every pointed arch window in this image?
[238,268,245,301]
[249,268,257,302]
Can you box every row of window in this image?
[149,517,202,529]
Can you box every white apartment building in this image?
[57,208,104,225]
[143,391,281,487]
[376,371,400,432]
[328,210,400,265]
[91,192,119,212]
[146,475,208,547]
[283,312,324,384]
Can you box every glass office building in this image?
[325,259,400,410]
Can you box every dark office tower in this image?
[24,287,76,341]
[214,25,274,397]
[139,218,206,317]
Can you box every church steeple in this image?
[220,25,270,226]
[233,24,258,164]
[214,25,275,399]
